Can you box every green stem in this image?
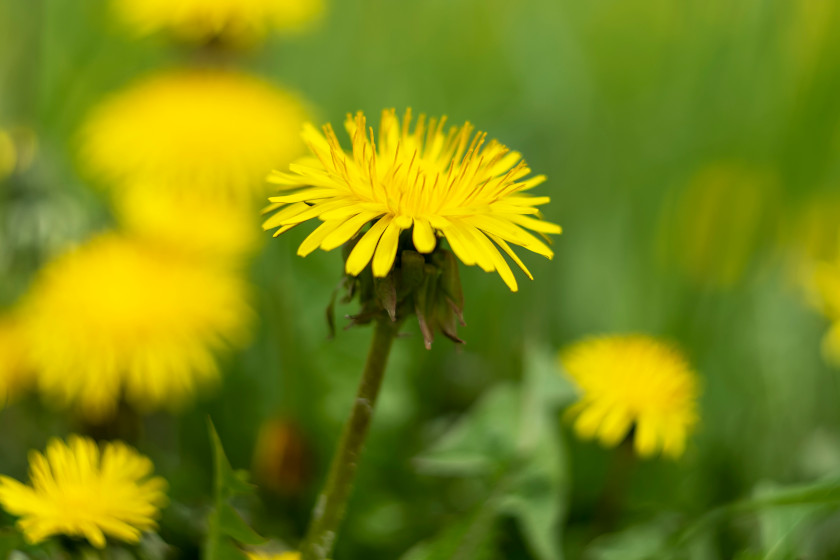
[300,318,398,560]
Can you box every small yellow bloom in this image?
[247,552,300,560]
[21,233,252,419]
[80,70,308,203]
[0,435,167,548]
[560,335,700,459]
[824,322,840,367]
[263,109,561,291]
[112,0,324,44]
[0,314,30,406]
[114,183,261,263]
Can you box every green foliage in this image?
[409,344,575,560]
[205,421,266,560]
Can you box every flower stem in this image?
[300,318,398,560]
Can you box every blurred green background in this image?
[2,0,840,558]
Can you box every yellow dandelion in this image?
[247,552,300,560]
[0,314,30,406]
[112,0,324,44]
[0,435,167,548]
[560,335,700,459]
[263,109,561,291]
[114,183,261,263]
[824,322,840,367]
[80,70,309,202]
[814,254,840,319]
[21,233,251,419]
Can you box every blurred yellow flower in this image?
[247,552,300,560]
[263,109,561,291]
[114,183,261,263]
[560,335,700,459]
[112,0,324,44]
[660,162,778,289]
[21,233,252,419]
[824,322,840,367]
[0,314,29,407]
[80,70,308,203]
[0,130,16,180]
[0,435,167,548]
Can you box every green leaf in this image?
[218,504,266,547]
[498,416,567,560]
[204,419,266,560]
[413,383,521,476]
[400,499,498,560]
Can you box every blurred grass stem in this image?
[300,318,398,560]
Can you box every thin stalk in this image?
[300,318,398,560]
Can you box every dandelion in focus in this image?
[560,334,700,459]
[0,435,167,548]
[114,183,261,263]
[263,109,561,291]
[112,0,324,45]
[0,314,29,406]
[21,233,251,419]
[80,70,308,202]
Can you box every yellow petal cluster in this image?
[247,552,300,560]
[263,109,561,291]
[0,436,167,548]
[560,335,700,459]
[21,233,252,419]
[112,0,324,44]
[80,70,308,203]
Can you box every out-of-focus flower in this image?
[21,233,251,419]
[80,70,308,203]
[0,130,16,180]
[785,194,840,300]
[659,162,778,289]
[0,314,29,407]
[263,109,561,291]
[112,0,324,45]
[252,418,310,496]
[823,322,840,367]
[559,334,700,459]
[0,435,167,548]
[247,552,300,560]
[114,183,261,263]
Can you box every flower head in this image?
[21,233,251,419]
[112,0,323,44]
[560,335,700,459]
[247,552,300,560]
[0,435,167,548]
[80,70,308,202]
[263,109,561,291]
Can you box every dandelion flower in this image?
[112,0,324,44]
[263,109,561,291]
[560,335,700,459]
[21,233,251,419]
[80,70,308,202]
[114,183,261,263]
[0,435,167,548]
[247,552,300,560]
[0,314,29,406]
[814,254,840,367]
